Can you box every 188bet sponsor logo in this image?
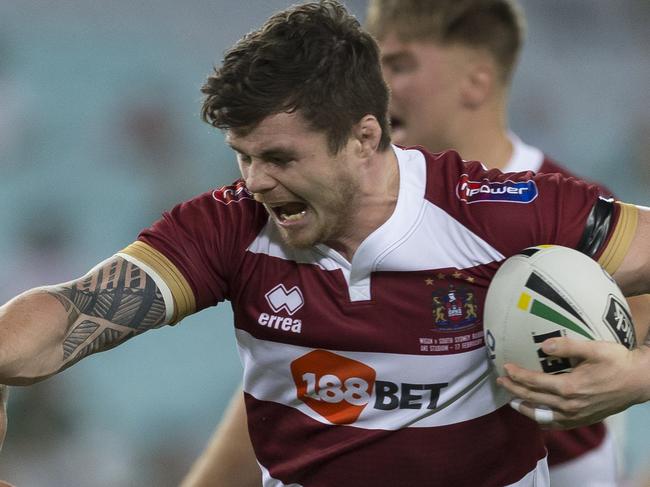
[290,350,448,425]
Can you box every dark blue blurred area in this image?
[0,1,647,485]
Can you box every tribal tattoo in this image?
[47,256,167,368]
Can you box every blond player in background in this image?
[181,1,650,486]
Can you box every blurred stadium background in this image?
[0,0,648,485]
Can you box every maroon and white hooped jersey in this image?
[121,146,636,487]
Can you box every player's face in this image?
[228,111,362,249]
[379,32,466,151]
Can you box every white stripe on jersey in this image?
[246,146,505,301]
[374,200,505,272]
[236,328,510,430]
[247,220,346,273]
[259,464,303,487]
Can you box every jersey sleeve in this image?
[424,150,638,274]
[119,180,267,324]
[539,158,617,199]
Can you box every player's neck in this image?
[439,87,512,170]
[450,106,513,170]
[327,148,399,261]
[455,128,513,171]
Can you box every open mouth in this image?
[270,202,308,223]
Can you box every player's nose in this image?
[242,159,277,195]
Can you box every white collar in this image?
[502,132,544,173]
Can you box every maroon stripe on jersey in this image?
[234,252,494,356]
[246,394,546,487]
[542,423,606,466]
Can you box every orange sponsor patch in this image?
[290,350,376,425]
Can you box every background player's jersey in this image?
[503,133,614,471]
[121,146,635,487]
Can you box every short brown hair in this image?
[366,0,526,82]
[202,0,391,153]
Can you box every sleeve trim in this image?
[119,241,196,324]
[598,203,639,275]
[116,251,175,324]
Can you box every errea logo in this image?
[258,284,304,334]
[265,284,304,315]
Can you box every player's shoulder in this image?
[539,156,572,176]
[175,179,263,218]
[415,147,538,208]
[540,156,615,198]
[417,146,484,192]
[211,179,255,206]
[157,178,268,246]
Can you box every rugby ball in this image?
[484,245,636,377]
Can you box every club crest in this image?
[432,284,478,331]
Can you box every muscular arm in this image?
[181,388,261,487]
[0,256,167,385]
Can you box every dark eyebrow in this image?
[227,143,297,161]
[260,148,297,161]
[227,142,245,155]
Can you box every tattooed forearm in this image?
[47,257,167,367]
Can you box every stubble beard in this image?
[275,174,361,251]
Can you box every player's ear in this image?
[351,114,382,158]
[460,60,495,109]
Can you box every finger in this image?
[502,363,568,396]
[539,336,599,360]
[497,376,564,410]
[509,399,569,428]
[509,399,554,424]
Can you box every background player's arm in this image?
[0,385,7,448]
[499,206,650,427]
[181,389,261,487]
[0,255,167,385]
[611,206,650,298]
[627,294,650,347]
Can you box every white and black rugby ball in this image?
[484,245,636,377]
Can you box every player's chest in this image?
[231,253,494,356]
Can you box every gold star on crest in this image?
[466,276,476,283]
[452,271,462,279]
[436,273,445,280]
[425,278,434,285]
